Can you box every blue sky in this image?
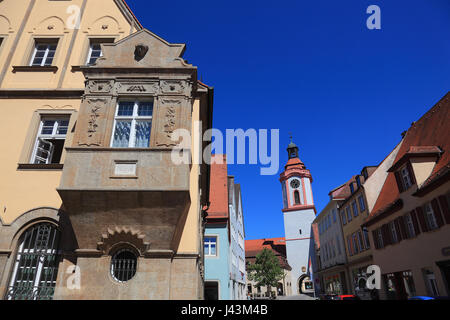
[127,0,450,240]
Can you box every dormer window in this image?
[394,162,417,193]
[400,165,412,189]
[356,176,361,187]
[349,183,354,194]
[362,168,369,180]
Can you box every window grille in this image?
[110,249,137,282]
[5,223,60,300]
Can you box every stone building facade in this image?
[0,0,213,300]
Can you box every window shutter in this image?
[398,216,408,239]
[410,210,421,236]
[394,218,403,242]
[394,171,405,193]
[406,161,416,185]
[431,199,444,228]
[372,230,379,249]
[348,235,353,256]
[381,224,390,246]
[438,196,450,224]
[415,207,428,232]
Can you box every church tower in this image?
[280,139,316,295]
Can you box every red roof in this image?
[207,154,229,220]
[369,92,450,218]
[121,0,144,29]
[245,237,291,270]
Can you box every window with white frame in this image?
[86,39,114,65]
[204,236,217,257]
[424,203,438,230]
[31,116,70,164]
[405,213,416,238]
[400,165,413,190]
[111,100,153,148]
[30,40,58,66]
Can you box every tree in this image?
[247,248,285,297]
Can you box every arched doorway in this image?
[277,282,284,296]
[298,275,314,295]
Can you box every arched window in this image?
[110,248,138,282]
[6,222,60,300]
[294,190,301,205]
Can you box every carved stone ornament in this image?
[97,227,149,256]
[78,98,107,146]
[134,44,149,61]
[156,101,181,147]
[87,80,113,94]
[161,80,186,94]
[116,82,158,95]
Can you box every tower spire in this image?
[287,135,299,159]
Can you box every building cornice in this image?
[0,90,83,99]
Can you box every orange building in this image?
[245,237,292,298]
[363,92,450,299]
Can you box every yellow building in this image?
[0,0,213,300]
[339,140,402,299]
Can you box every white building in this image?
[279,140,317,295]
[228,177,247,299]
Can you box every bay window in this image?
[111,100,153,148]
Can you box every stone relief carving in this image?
[78,98,108,146]
[97,227,149,256]
[87,80,113,94]
[134,44,149,61]
[116,82,158,95]
[87,105,100,138]
[161,80,186,94]
[156,100,182,147]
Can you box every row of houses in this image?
[312,92,450,299]
[203,155,247,300]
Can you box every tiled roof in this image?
[121,0,144,29]
[207,155,229,220]
[369,92,450,217]
[329,176,356,200]
[245,237,291,270]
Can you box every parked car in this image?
[319,294,337,300]
[408,296,450,300]
[333,294,361,300]
[408,296,435,300]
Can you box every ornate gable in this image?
[93,29,192,69]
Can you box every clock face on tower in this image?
[290,179,300,189]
